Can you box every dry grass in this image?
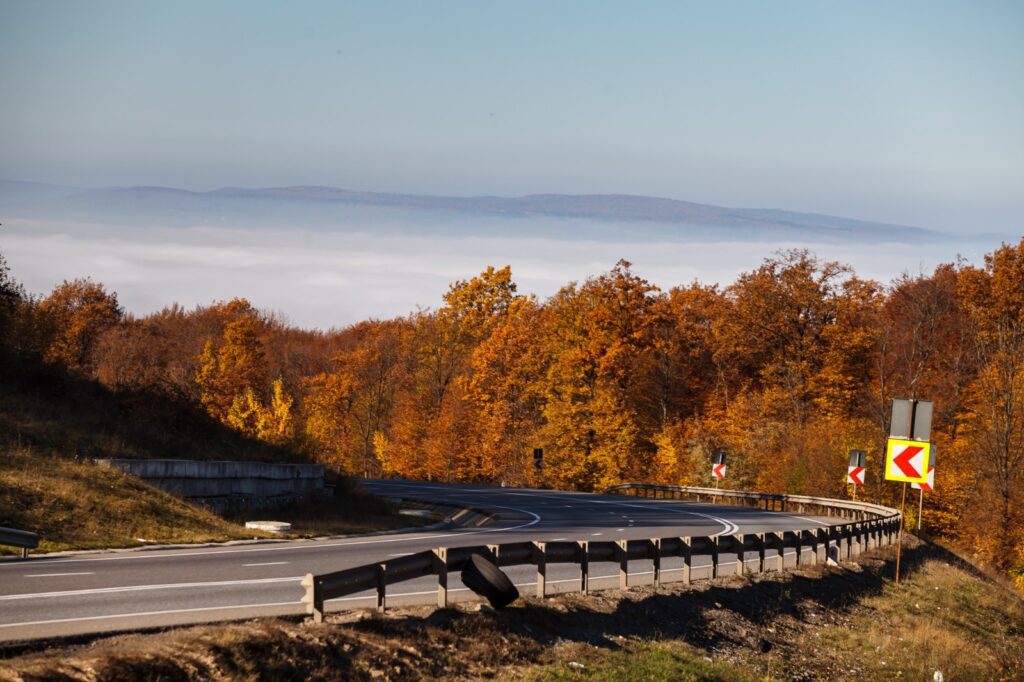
[2,540,1021,681]
[0,445,262,553]
[0,447,425,554]
[809,550,1024,680]
[0,359,418,554]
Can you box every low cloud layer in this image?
[2,219,998,329]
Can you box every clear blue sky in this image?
[1,1,1021,233]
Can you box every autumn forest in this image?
[1,241,1022,587]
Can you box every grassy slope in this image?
[0,357,410,553]
[2,540,1020,681]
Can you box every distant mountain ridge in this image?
[0,179,942,243]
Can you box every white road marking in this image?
[591,532,603,536]
[505,490,742,536]
[0,600,301,629]
[242,562,288,567]
[8,506,542,568]
[24,572,94,578]
[0,576,303,602]
[388,553,413,557]
[773,513,832,527]
[549,538,567,541]
[617,528,625,532]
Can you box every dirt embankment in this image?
[2,538,1022,681]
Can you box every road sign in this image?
[890,398,933,441]
[533,448,544,469]
[711,450,727,478]
[847,450,866,485]
[911,465,935,491]
[885,438,931,484]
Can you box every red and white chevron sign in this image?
[885,438,931,483]
[847,465,865,486]
[911,466,935,491]
[711,463,727,479]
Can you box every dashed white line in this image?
[24,572,94,578]
[242,562,288,567]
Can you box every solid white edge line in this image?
[12,506,542,567]
[0,600,302,629]
[0,576,304,602]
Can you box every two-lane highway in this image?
[0,480,834,642]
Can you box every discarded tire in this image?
[460,553,519,609]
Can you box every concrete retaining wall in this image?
[96,459,326,512]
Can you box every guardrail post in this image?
[652,538,662,589]
[578,540,589,594]
[616,540,629,590]
[735,534,745,576]
[376,563,387,613]
[533,541,547,598]
[773,532,784,571]
[757,532,766,573]
[434,548,448,608]
[682,536,692,584]
[301,573,324,623]
[711,536,720,579]
[21,547,28,560]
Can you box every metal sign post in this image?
[917,488,923,530]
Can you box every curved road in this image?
[0,480,834,642]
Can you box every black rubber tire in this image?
[460,553,519,609]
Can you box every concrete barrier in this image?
[96,459,325,512]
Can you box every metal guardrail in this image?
[300,483,900,621]
[0,526,40,559]
[605,482,899,521]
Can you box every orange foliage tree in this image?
[16,237,1024,583]
[38,278,123,373]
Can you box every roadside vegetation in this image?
[2,540,1020,681]
[0,256,414,553]
[4,239,1024,584]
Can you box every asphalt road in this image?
[0,480,834,642]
